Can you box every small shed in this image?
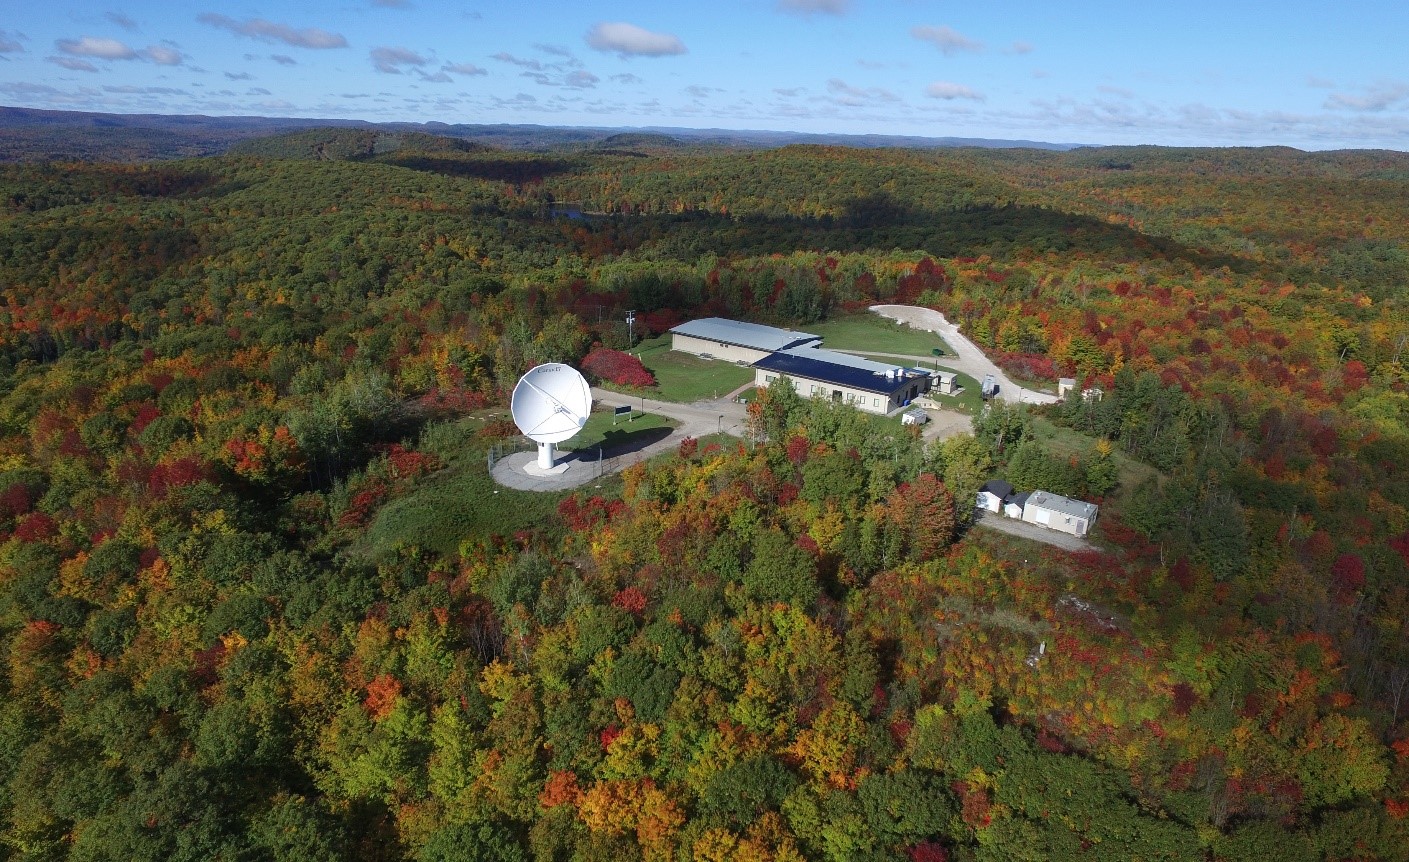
[977,479,1014,513]
[1058,378,1077,398]
[901,408,929,426]
[933,370,958,395]
[1003,491,1031,520]
[1020,490,1099,537]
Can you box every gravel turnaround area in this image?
[970,508,1095,552]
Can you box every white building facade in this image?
[1019,490,1099,538]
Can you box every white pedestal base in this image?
[523,442,571,476]
[523,460,571,477]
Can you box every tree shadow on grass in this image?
[570,425,675,460]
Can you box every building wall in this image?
[977,491,1004,513]
[755,370,907,415]
[671,333,768,365]
[1020,504,1090,537]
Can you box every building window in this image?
[765,374,775,383]
[873,398,880,407]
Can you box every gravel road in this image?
[970,509,1094,552]
[869,304,1061,405]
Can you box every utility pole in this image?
[625,310,636,348]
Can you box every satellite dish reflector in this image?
[511,363,592,473]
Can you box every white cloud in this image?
[47,56,100,72]
[493,52,543,70]
[1098,85,1134,98]
[1306,76,1335,89]
[57,36,138,60]
[443,62,487,76]
[143,45,183,65]
[925,81,985,101]
[197,14,347,49]
[1010,41,1034,55]
[586,22,686,58]
[911,25,983,56]
[827,78,899,106]
[611,72,643,85]
[106,12,139,31]
[1324,82,1409,112]
[0,30,23,54]
[271,54,296,66]
[777,0,849,14]
[371,46,428,73]
[224,71,252,80]
[566,70,599,88]
[105,85,187,95]
[372,0,411,7]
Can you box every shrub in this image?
[581,348,655,388]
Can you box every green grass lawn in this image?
[560,408,678,452]
[808,313,958,357]
[630,335,757,402]
[356,417,582,559]
[1025,416,1160,510]
[927,369,986,415]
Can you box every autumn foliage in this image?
[581,347,656,387]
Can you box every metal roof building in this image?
[669,318,822,364]
[1019,490,1099,537]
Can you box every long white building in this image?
[669,318,821,365]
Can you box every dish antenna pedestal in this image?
[510,363,592,476]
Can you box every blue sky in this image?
[3,1,1408,149]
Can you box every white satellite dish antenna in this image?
[510,363,592,473]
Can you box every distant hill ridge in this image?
[0,105,1084,163]
[226,128,488,160]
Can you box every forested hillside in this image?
[0,134,1407,861]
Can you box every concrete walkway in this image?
[868,304,1061,405]
[491,387,749,492]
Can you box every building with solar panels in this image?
[752,346,931,415]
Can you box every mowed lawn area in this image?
[357,417,584,559]
[631,335,756,402]
[807,313,957,357]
